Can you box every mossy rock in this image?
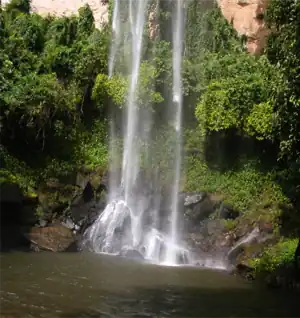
[35,165,107,218]
[237,241,274,265]
[37,180,79,214]
[74,165,107,193]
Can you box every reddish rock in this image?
[1,0,109,29]
[25,225,76,252]
[217,0,270,55]
[258,221,274,234]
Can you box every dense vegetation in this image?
[183,0,300,276]
[0,0,299,277]
[183,1,299,216]
[0,0,111,195]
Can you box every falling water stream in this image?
[83,0,190,265]
[165,0,184,265]
[1,2,299,317]
[108,0,120,78]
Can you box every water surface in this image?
[0,252,298,317]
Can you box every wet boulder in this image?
[218,202,239,220]
[24,225,78,252]
[227,226,277,267]
[183,192,207,207]
[183,192,217,224]
[119,248,144,261]
[61,217,76,230]
[185,219,227,255]
[65,182,107,236]
[231,263,255,280]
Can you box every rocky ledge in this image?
[1,172,299,290]
[0,167,109,253]
[180,191,300,290]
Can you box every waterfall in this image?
[164,0,184,265]
[108,0,120,78]
[83,0,190,266]
[107,0,120,201]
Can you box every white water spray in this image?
[164,0,184,264]
[83,0,190,266]
[108,0,121,200]
[228,227,260,257]
[108,0,120,78]
[122,0,149,203]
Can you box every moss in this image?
[89,165,106,190]
[37,181,79,216]
[223,219,237,231]
[0,173,37,198]
[249,238,298,275]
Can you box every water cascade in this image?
[107,0,120,199]
[164,0,184,265]
[83,0,191,265]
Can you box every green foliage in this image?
[9,13,47,52]
[245,101,274,140]
[0,3,111,191]
[0,146,37,197]
[92,62,163,109]
[195,53,281,140]
[74,121,108,170]
[107,0,114,21]
[266,0,300,165]
[93,73,127,107]
[78,4,95,35]
[185,1,244,59]
[249,238,298,274]
[4,0,31,15]
[185,156,287,213]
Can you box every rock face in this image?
[25,225,77,252]
[180,191,280,271]
[0,182,38,251]
[217,0,270,55]
[1,0,109,29]
[0,167,108,252]
[182,192,232,263]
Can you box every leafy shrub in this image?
[184,156,287,213]
[249,239,298,274]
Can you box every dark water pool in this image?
[0,252,298,317]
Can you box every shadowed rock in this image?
[119,248,144,261]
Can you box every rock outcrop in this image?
[2,0,271,54]
[25,225,77,252]
[217,0,270,55]
[1,0,109,28]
